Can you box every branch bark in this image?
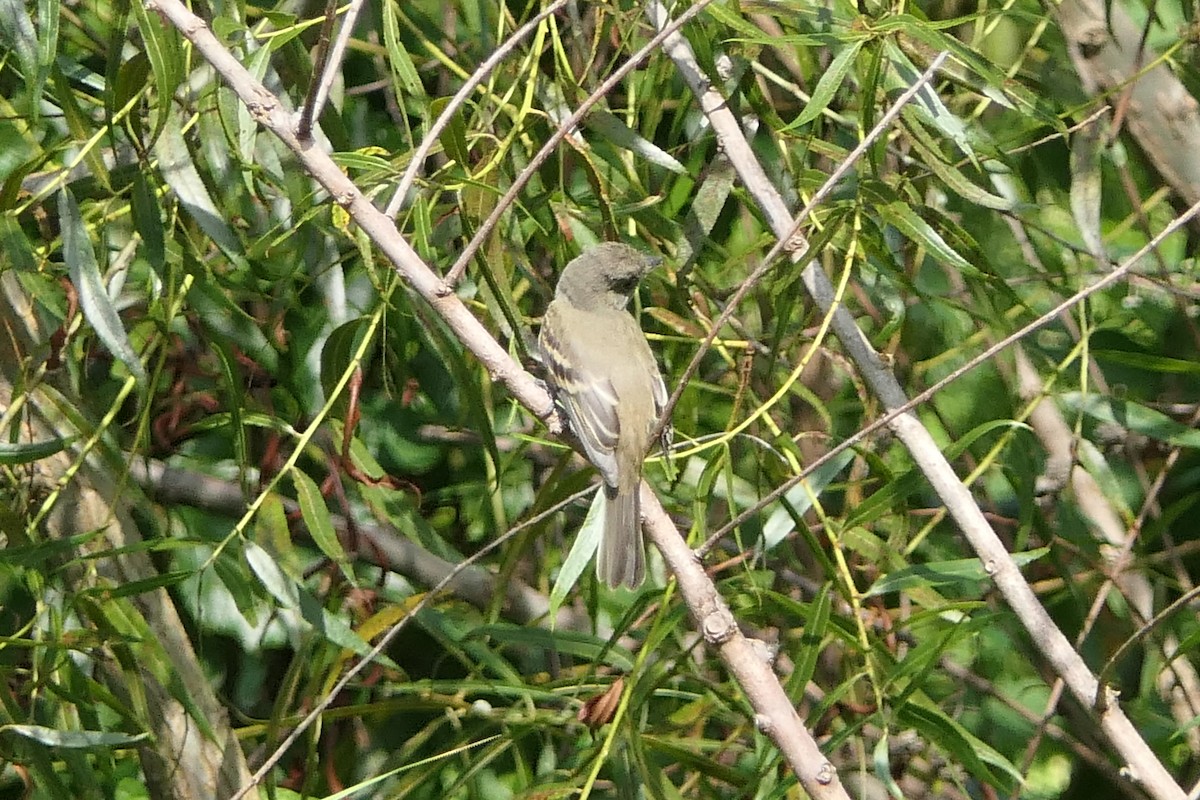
[0,273,252,799]
[645,2,1187,798]
[143,2,847,797]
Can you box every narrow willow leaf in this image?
[296,591,397,668]
[1092,350,1200,374]
[382,0,425,100]
[889,16,1064,134]
[469,625,635,671]
[639,735,749,785]
[792,586,832,693]
[703,2,776,39]
[873,734,905,799]
[788,42,862,130]
[0,725,149,749]
[0,436,74,464]
[903,116,1015,210]
[864,548,1048,596]
[585,110,686,173]
[245,542,396,668]
[549,487,603,618]
[762,449,855,550]
[189,279,279,372]
[130,0,183,143]
[37,0,59,105]
[2,530,103,567]
[291,468,352,580]
[58,189,147,384]
[1069,122,1105,261]
[883,40,976,162]
[876,199,981,276]
[244,541,301,608]
[432,96,470,168]
[154,113,243,259]
[676,155,735,262]
[1060,392,1200,449]
[898,701,1021,786]
[80,571,192,599]
[0,0,40,112]
[320,316,376,411]
[50,66,111,189]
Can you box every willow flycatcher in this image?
[539,242,667,587]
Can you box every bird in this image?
[538,242,668,587]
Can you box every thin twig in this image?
[440,0,715,289]
[383,0,570,219]
[648,0,1189,795]
[653,52,950,443]
[704,197,1200,552]
[297,0,344,140]
[227,484,597,800]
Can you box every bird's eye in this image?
[611,277,638,294]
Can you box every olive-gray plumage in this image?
[539,243,667,587]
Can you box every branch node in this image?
[700,609,735,644]
[1096,683,1121,713]
[783,230,807,256]
[753,713,773,733]
[816,761,837,785]
[747,637,778,668]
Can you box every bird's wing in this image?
[539,311,621,487]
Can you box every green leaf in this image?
[290,467,352,580]
[58,188,147,384]
[467,624,634,671]
[1,530,104,568]
[584,110,686,174]
[154,111,244,263]
[874,197,981,276]
[189,278,279,372]
[244,542,396,668]
[1069,121,1105,260]
[903,114,1015,210]
[0,725,149,749]
[130,0,183,144]
[0,0,46,119]
[1060,392,1200,449]
[0,436,75,464]
[382,0,425,100]
[864,548,1049,597]
[50,65,111,190]
[788,42,862,130]
[550,486,603,617]
[762,448,855,550]
[792,586,832,693]
[80,571,192,599]
[1092,351,1200,374]
[320,316,376,414]
[897,701,1020,787]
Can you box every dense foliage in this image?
[1,0,1198,797]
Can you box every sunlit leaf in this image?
[864,548,1049,596]
[58,188,147,384]
[1061,392,1200,449]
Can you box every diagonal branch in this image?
[144,2,850,798]
[645,2,1186,798]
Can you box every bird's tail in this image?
[598,485,645,588]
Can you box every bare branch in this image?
[645,1,1190,797]
[146,2,847,798]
